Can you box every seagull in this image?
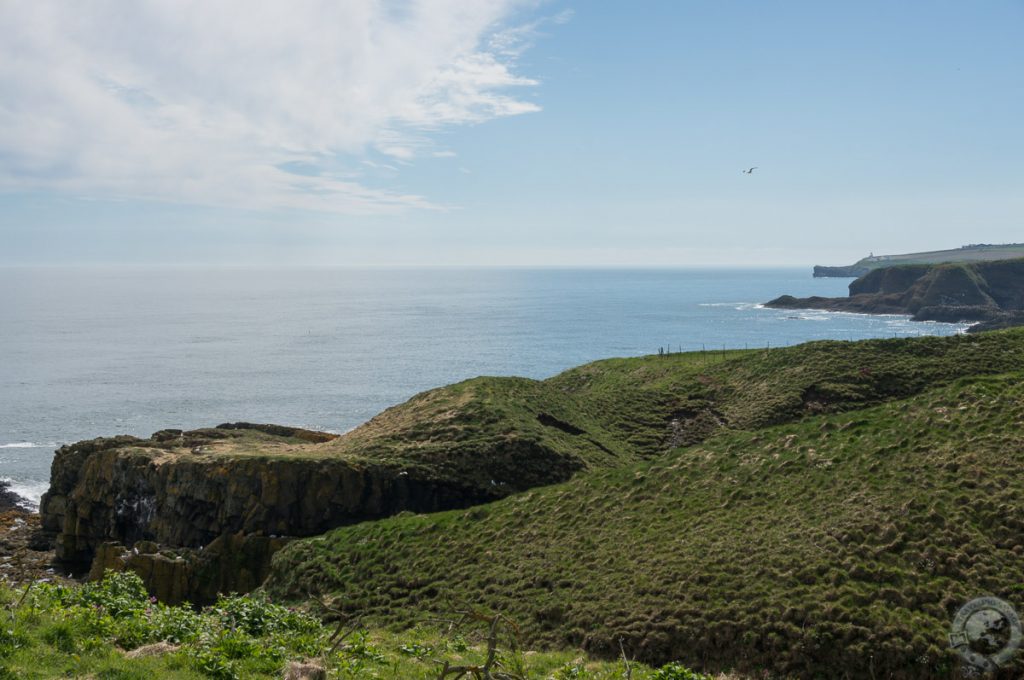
[743,167,758,174]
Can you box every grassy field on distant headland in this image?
[854,244,1024,270]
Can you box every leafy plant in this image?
[650,663,710,680]
[551,662,590,679]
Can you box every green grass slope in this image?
[315,376,632,493]
[313,331,1024,497]
[76,332,1015,509]
[266,330,1024,679]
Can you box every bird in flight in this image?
[742,167,758,174]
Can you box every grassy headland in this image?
[35,330,1024,678]
[264,330,1024,678]
[815,243,1024,277]
[322,328,1024,474]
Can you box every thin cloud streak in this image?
[0,1,544,214]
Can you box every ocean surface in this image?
[0,267,968,507]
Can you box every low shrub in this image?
[0,570,722,678]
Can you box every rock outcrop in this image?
[38,415,592,601]
[0,510,68,585]
[88,533,292,605]
[812,264,869,278]
[768,259,1024,331]
[0,481,31,513]
[39,423,508,569]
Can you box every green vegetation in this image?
[815,244,1024,278]
[266,330,1024,678]
[845,259,1024,311]
[313,329,1024,489]
[76,330,1024,504]
[35,330,1024,677]
[0,572,713,679]
[1,571,323,679]
[852,243,1024,269]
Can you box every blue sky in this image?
[1,1,1022,266]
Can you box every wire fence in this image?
[653,330,968,359]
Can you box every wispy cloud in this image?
[0,1,546,214]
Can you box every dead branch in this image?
[619,637,633,680]
[430,608,526,680]
[306,590,363,657]
[8,580,34,621]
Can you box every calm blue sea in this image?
[0,267,967,506]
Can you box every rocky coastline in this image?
[769,258,1024,332]
[0,481,68,586]
[0,480,31,514]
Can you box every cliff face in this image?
[848,262,1000,308]
[768,259,1024,330]
[44,445,493,565]
[38,407,605,602]
[812,265,868,278]
[87,534,292,605]
[39,424,506,578]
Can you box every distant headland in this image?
[770,257,1024,332]
[813,242,1024,278]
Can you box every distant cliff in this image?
[769,258,1024,331]
[813,243,1024,277]
[812,265,869,278]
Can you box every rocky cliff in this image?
[768,258,1024,331]
[39,423,522,600]
[40,423,510,559]
[38,398,614,601]
[812,264,869,278]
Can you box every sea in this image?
[0,266,969,508]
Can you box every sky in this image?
[1,1,1022,266]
